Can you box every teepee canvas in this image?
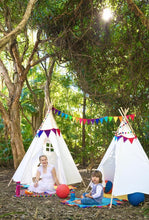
[97,108,149,197]
[12,109,82,185]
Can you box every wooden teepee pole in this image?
[119,107,135,135]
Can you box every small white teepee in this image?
[11,109,82,185]
[98,108,149,199]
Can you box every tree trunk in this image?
[32,97,44,135]
[10,103,25,169]
[82,93,86,167]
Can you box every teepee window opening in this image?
[45,142,54,152]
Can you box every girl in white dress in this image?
[28,155,60,194]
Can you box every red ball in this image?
[56,184,70,199]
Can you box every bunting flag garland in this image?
[114,135,137,144]
[36,128,61,138]
[52,107,135,126]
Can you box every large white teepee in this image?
[12,109,82,185]
[98,109,149,197]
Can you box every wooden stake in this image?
[8,178,13,187]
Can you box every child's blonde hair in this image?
[91,170,102,183]
[37,155,48,167]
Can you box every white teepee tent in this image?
[11,109,82,185]
[97,108,149,198]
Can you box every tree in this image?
[0,0,37,50]
[0,1,52,168]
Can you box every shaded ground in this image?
[0,168,149,220]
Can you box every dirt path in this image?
[0,168,149,220]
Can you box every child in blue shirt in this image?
[75,170,103,205]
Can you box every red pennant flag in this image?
[83,119,87,124]
[130,114,135,121]
[129,137,135,144]
[57,129,61,136]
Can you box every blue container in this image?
[70,190,75,201]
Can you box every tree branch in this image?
[126,0,149,29]
[0,0,37,50]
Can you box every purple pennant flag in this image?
[117,136,122,141]
[58,111,61,116]
[37,130,43,137]
[52,107,55,112]
[99,118,104,124]
[52,128,57,135]
[87,119,91,124]
[91,119,95,124]
[123,136,128,142]
[95,119,99,125]
[44,130,51,137]
[55,109,58,114]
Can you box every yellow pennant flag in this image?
[114,116,118,122]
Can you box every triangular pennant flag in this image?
[61,113,65,117]
[130,114,135,121]
[79,118,83,124]
[55,109,58,114]
[69,115,72,120]
[83,119,87,124]
[104,116,108,122]
[52,107,55,112]
[57,129,61,136]
[117,136,122,141]
[114,117,118,122]
[108,117,113,122]
[99,118,104,124]
[129,137,134,144]
[52,128,57,135]
[114,136,117,140]
[44,130,51,137]
[91,119,95,124]
[37,130,43,137]
[76,117,79,123]
[58,111,61,116]
[72,117,76,121]
[123,136,128,142]
[95,118,99,124]
[126,115,130,119]
[65,114,68,119]
[119,116,122,122]
[87,119,91,124]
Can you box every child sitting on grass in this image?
[74,170,103,205]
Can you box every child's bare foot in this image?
[74,200,81,204]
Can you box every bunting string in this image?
[36,128,61,138]
[115,135,137,144]
[52,107,135,125]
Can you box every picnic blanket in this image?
[61,197,124,208]
[14,189,56,197]
[15,184,76,197]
